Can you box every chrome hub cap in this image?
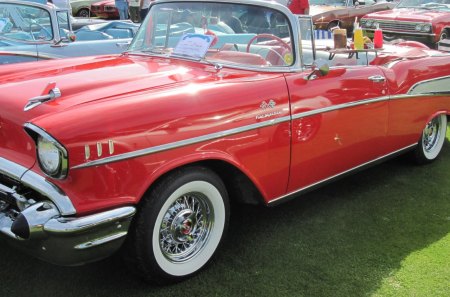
[159,193,213,263]
[423,118,441,152]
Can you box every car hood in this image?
[91,0,114,6]
[0,53,215,168]
[310,5,345,16]
[364,8,449,22]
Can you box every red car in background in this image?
[90,0,119,19]
[361,0,450,47]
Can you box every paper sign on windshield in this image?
[172,33,214,59]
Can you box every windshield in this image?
[309,0,348,6]
[129,1,294,68]
[0,3,53,42]
[397,0,450,10]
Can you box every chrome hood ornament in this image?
[24,82,62,111]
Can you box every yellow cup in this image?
[353,28,364,50]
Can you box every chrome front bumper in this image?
[0,157,136,265]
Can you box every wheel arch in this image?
[138,158,266,207]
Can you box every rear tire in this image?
[124,166,229,284]
[413,114,447,164]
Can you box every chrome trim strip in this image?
[390,93,450,101]
[44,206,136,233]
[72,116,291,169]
[268,143,417,206]
[74,231,128,250]
[71,96,393,170]
[291,96,390,120]
[0,157,76,215]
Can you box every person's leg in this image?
[139,8,148,21]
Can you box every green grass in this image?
[1,127,449,297]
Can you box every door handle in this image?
[368,75,386,83]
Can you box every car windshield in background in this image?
[0,3,53,42]
[129,2,294,68]
[397,0,450,10]
[309,0,347,6]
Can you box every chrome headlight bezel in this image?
[24,123,68,179]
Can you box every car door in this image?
[284,64,389,193]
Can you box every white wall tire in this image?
[124,166,229,284]
[414,114,447,164]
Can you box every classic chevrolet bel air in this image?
[0,0,449,284]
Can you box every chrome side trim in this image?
[72,96,392,170]
[291,96,390,120]
[72,116,292,169]
[0,157,76,215]
[74,231,128,250]
[44,206,136,233]
[268,143,417,206]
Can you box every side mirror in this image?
[304,59,329,80]
[66,32,76,42]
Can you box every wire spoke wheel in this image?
[414,114,447,164]
[159,193,213,263]
[125,167,229,284]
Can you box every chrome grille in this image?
[374,21,416,32]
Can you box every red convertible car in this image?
[0,0,449,284]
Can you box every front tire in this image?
[76,8,90,18]
[125,166,229,284]
[413,114,447,164]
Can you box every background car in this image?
[0,0,135,64]
[311,0,396,33]
[71,0,98,17]
[361,0,450,47]
[90,0,119,19]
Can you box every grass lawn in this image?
[1,126,449,297]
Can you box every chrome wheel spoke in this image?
[159,193,213,263]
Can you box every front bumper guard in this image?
[1,156,136,265]
[0,202,136,265]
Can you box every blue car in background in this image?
[0,0,139,64]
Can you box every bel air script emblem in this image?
[256,99,282,120]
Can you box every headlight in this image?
[37,136,62,175]
[25,123,68,179]
[422,24,431,32]
[415,24,422,32]
[365,20,373,28]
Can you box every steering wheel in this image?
[29,22,52,41]
[246,34,291,53]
